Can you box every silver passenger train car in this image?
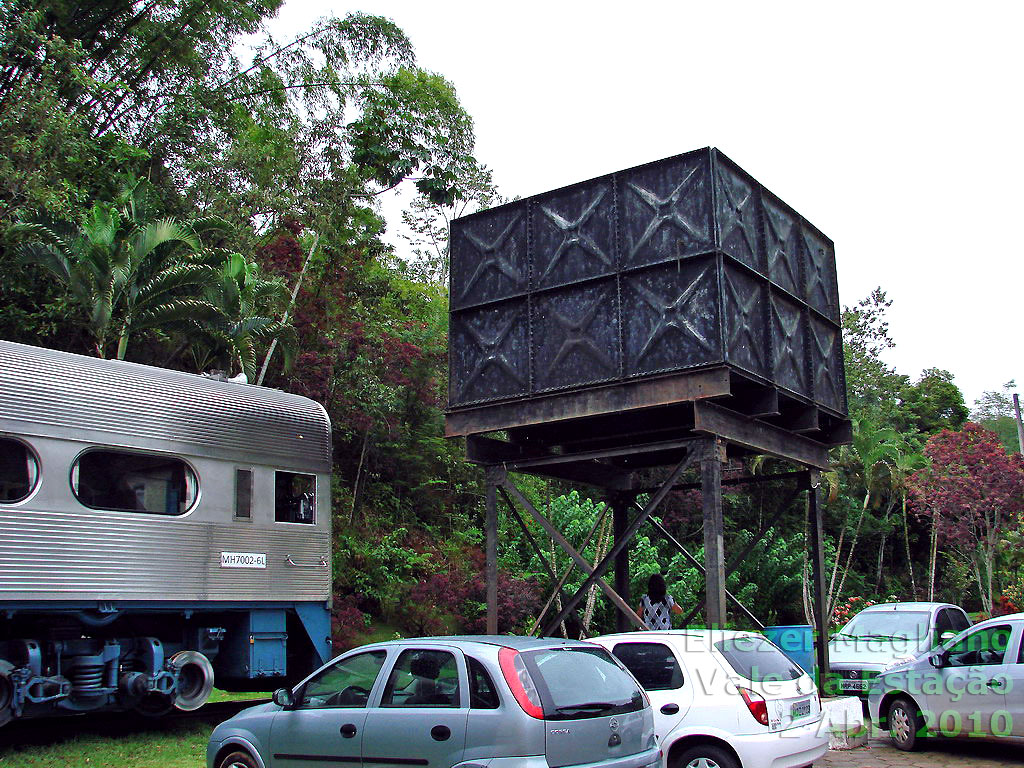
[0,341,332,724]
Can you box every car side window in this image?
[612,642,684,690]
[935,609,953,635]
[298,650,387,709]
[381,649,461,708]
[949,610,971,633]
[467,656,500,709]
[946,625,1011,667]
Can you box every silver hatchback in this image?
[207,635,660,768]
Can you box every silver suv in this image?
[207,635,659,768]
[829,602,971,698]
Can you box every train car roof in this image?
[0,340,330,472]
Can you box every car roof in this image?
[345,635,596,653]
[857,602,959,612]
[592,629,763,644]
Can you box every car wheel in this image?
[887,697,924,751]
[217,750,260,768]
[675,744,739,768]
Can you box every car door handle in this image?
[340,723,358,738]
[660,703,680,715]
[431,725,451,741]
[987,679,1003,689]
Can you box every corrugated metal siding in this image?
[0,341,330,472]
[0,507,330,602]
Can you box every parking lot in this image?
[822,735,1024,767]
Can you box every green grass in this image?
[0,692,270,768]
[206,688,270,704]
[0,720,210,768]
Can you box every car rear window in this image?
[612,642,684,690]
[714,636,802,682]
[522,646,644,720]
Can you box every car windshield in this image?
[523,646,644,720]
[714,636,803,682]
[836,611,930,641]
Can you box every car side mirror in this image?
[939,631,956,643]
[273,688,296,708]
[928,653,947,669]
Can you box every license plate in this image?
[839,679,867,691]
[791,699,811,718]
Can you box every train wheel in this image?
[217,750,260,768]
[171,650,215,711]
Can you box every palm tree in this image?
[14,196,221,359]
[889,444,929,599]
[193,252,297,381]
[827,416,903,614]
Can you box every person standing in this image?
[637,573,683,630]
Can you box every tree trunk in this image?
[257,233,319,385]
[901,493,917,599]
[831,491,871,614]
[928,515,938,601]
[582,514,611,635]
[349,428,370,524]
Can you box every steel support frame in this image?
[477,433,831,684]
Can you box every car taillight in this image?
[498,647,544,719]
[737,687,769,726]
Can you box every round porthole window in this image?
[0,437,39,503]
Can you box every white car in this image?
[591,631,827,768]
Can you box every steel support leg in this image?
[485,468,500,634]
[702,438,726,628]
[808,471,831,690]
[612,494,632,633]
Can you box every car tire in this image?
[887,696,925,751]
[217,750,260,768]
[674,744,740,768]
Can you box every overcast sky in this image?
[275,0,1021,407]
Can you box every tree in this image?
[841,288,908,424]
[972,381,1020,454]
[398,162,503,285]
[897,368,969,435]
[827,416,902,614]
[193,251,295,380]
[13,198,221,359]
[910,423,1024,611]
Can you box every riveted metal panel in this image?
[618,150,714,270]
[0,507,330,602]
[449,299,530,406]
[621,256,722,377]
[713,153,765,274]
[770,291,811,398]
[532,179,616,290]
[809,315,847,412]
[762,192,803,297]
[0,341,330,472]
[801,224,839,322]
[449,203,529,310]
[448,147,846,422]
[721,264,771,378]
[533,280,620,392]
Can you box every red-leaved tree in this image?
[910,423,1024,610]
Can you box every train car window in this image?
[0,437,39,503]
[235,469,252,519]
[71,450,197,515]
[275,471,315,524]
